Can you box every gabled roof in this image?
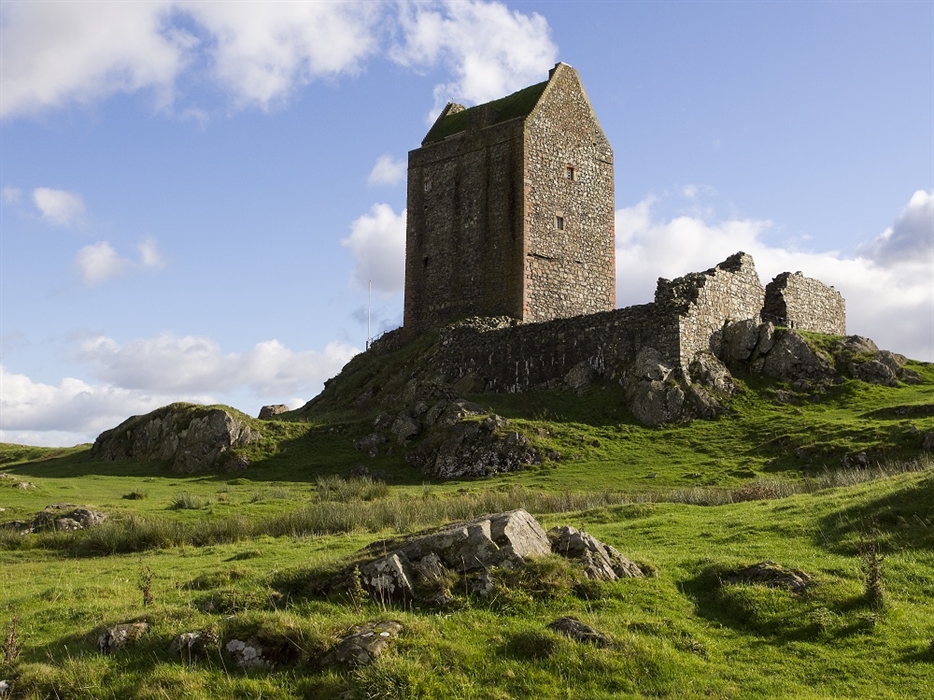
[421,79,549,145]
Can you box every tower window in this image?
[565,166,575,180]
[555,216,565,231]
[424,177,432,192]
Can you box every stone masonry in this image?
[404,63,614,336]
[763,272,846,335]
[378,252,845,396]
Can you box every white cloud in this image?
[73,333,359,396]
[0,364,170,442]
[616,191,934,362]
[368,154,406,187]
[1,1,557,119]
[74,238,168,286]
[342,203,406,294]
[32,187,85,226]
[75,241,131,286]
[138,236,167,269]
[0,0,188,118]
[391,0,558,118]
[0,334,360,445]
[858,189,933,266]
[181,0,380,109]
[1,186,22,204]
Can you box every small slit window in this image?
[565,166,575,181]
[555,215,565,231]
[424,178,432,192]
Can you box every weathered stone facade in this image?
[404,63,614,336]
[763,272,846,335]
[382,252,845,394]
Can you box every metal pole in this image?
[367,280,371,350]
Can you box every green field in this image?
[1,361,933,698]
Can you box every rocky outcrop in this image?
[258,404,289,420]
[354,398,540,479]
[718,323,921,392]
[324,510,642,606]
[92,403,260,473]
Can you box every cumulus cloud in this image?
[0,1,188,118]
[75,241,130,285]
[368,154,406,187]
[73,333,358,396]
[391,0,557,118]
[1,1,557,119]
[0,364,171,445]
[342,203,406,294]
[32,187,85,226]
[74,238,168,286]
[616,191,934,362]
[858,189,934,266]
[182,1,380,109]
[0,334,360,445]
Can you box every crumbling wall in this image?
[763,272,846,335]
[435,304,680,393]
[654,252,766,367]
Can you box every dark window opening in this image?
[555,216,565,231]
[565,166,575,180]
[423,256,430,268]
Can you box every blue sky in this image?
[1,0,932,446]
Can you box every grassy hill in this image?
[0,350,932,698]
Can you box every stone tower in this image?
[404,63,615,336]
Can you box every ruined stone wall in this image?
[763,272,846,335]
[652,252,765,367]
[404,118,527,334]
[523,64,615,323]
[435,304,680,393]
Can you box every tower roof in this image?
[421,79,549,145]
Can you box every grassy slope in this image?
[0,357,932,698]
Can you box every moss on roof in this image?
[422,80,548,144]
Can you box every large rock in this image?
[404,411,539,479]
[548,526,644,580]
[759,330,837,388]
[92,403,260,473]
[327,511,644,606]
[622,348,686,427]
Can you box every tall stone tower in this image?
[404,63,615,336]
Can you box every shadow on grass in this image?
[816,475,934,553]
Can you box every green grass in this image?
[0,353,932,697]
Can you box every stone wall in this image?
[436,304,678,393]
[404,117,527,334]
[762,272,846,335]
[522,63,615,323]
[432,253,766,393]
[657,252,766,366]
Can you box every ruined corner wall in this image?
[763,272,846,336]
[655,252,765,368]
